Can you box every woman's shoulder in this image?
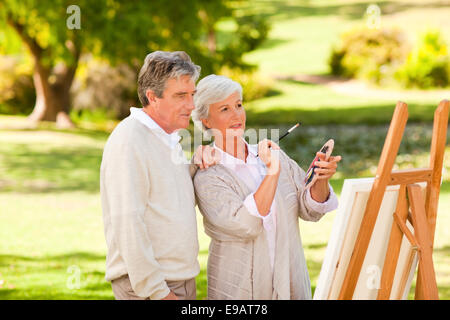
[193,164,231,186]
[193,165,244,200]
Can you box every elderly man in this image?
[100,51,217,300]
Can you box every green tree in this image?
[0,0,268,127]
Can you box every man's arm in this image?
[102,139,171,299]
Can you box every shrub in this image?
[395,30,450,88]
[219,66,273,102]
[71,57,139,120]
[329,27,409,84]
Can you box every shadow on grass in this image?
[0,251,211,300]
[305,243,328,250]
[0,252,106,263]
[255,37,291,51]
[0,252,113,300]
[0,143,103,193]
[0,282,114,300]
[236,0,450,23]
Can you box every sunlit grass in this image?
[1,0,450,300]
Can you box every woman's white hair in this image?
[192,74,243,135]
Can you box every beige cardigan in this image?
[194,150,328,300]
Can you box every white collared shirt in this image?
[213,141,338,272]
[129,107,181,149]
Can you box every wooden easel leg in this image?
[407,184,439,300]
[425,99,449,244]
[377,185,408,299]
[418,100,448,299]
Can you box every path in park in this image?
[275,74,450,101]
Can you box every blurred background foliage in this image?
[330,27,450,88]
[1,0,448,126]
[329,27,409,84]
[0,0,270,124]
[1,0,450,300]
[396,30,450,88]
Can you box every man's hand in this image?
[161,290,179,300]
[193,145,221,170]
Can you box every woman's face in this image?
[202,91,246,140]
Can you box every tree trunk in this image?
[6,14,77,128]
[28,64,76,128]
[207,27,216,53]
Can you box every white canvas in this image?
[314,178,422,300]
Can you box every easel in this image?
[338,99,449,300]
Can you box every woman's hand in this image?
[310,152,342,203]
[258,139,280,176]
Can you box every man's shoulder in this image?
[107,117,153,143]
[111,116,144,135]
[103,117,154,156]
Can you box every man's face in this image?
[148,75,196,133]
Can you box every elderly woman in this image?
[192,75,342,300]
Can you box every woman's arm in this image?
[253,139,281,216]
[194,170,264,241]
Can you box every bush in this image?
[219,67,273,102]
[329,27,409,84]
[71,57,139,120]
[0,55,35,115]
[395,30,450,88]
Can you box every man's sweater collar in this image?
[129,107,181,149]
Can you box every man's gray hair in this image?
[137,51,201,106]
[192,74,243,133]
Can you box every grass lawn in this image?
[1,0,449,300]
[0,120,449,300]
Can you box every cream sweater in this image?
[100,116,199,299]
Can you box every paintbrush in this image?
[256,122,300,157]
